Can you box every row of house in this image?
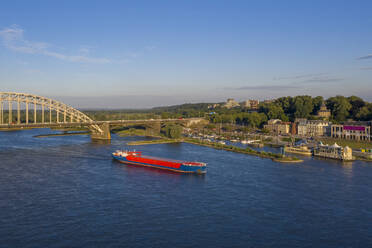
[296,119,331,137]
[264,119,371,141]
[264,119,291,135]
[223,98,260,109]
[209,98,275,110]
[331,123,371,141]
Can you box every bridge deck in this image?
[0,118,204,129]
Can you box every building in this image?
[207,103,220,109]
[296,119,308,136]
[241,100,251,108]
[307,120,330,137]
[331,123,371,141]
[224,99,240,109]
[295,119,330,137]
[317,102,331,119]
[241,99,260,109]
[297,123,307,136]
[294,118,307,123]
[267,119,281,125]
[264,119,290,135]
[314,142,353,161]
[249,100,259,109]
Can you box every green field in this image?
[318,138,372,150]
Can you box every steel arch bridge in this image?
[0,92,206,140]
[0,92,106,138]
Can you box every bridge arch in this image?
[0,92,103,134]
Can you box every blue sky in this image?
[1,0,372,108]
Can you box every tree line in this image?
[147,95,372,128]
[34,95,368,129]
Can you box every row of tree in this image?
[264,95,371,122]
[147,95,372,128]
[75,95,371,128]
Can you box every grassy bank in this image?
[318,137,372,150]
[127,138,183,145]
[34,132,90,138]
[51,127,89,132]
[0,127,35,131]
[112,128,161,137]
[353,155,372,162]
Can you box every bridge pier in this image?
[26,100,29,124]
[17,96,20,124]
[8,95,12,124]
[0,99,3,124]
[90,123,111,140]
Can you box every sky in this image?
[1,0,372,108]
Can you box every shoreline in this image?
[184,139,302,163]
[34,132,90,138]
[127,137,303,163]
[127,138,182,145]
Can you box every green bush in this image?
[161,124,183,138]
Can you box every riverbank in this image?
[184,138,302,163]
[0,127,35,131]
[127,138,182,145]
[353,155,372,162]
[127,137,303,163]
[50,127,89,132]
[34,132,90,138]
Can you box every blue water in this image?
[0,129,372,248]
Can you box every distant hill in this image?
[151,103,218,112]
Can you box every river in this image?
[0,129,371,248]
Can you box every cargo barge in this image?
[112,150,207,174]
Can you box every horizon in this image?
[1,1,372,108]
[59,94,369,110]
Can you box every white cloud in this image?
[273,73,342,84]
[357,54,372,60]
[144,45,156,51]
[225,85,299,91]
[273,73,327,81]
[299,76,343,83]
[0,25,111,64]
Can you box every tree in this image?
[292,96,314,118]
[312,96,324,115]
[259,103,288,121]
[348,96,365,119]
[246,112,268,128]
[355,104,372,121]
[161,112,171,119]
[221,114,234,124]
[327,96,352,121]
[275,96,293,114]
[205,123,216,130]
[161,124,182,138]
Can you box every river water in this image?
[0,129,371,248]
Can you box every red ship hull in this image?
[112,151,207,174]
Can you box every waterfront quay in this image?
[183,124,372,162]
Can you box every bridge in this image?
[0,92,205,140]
